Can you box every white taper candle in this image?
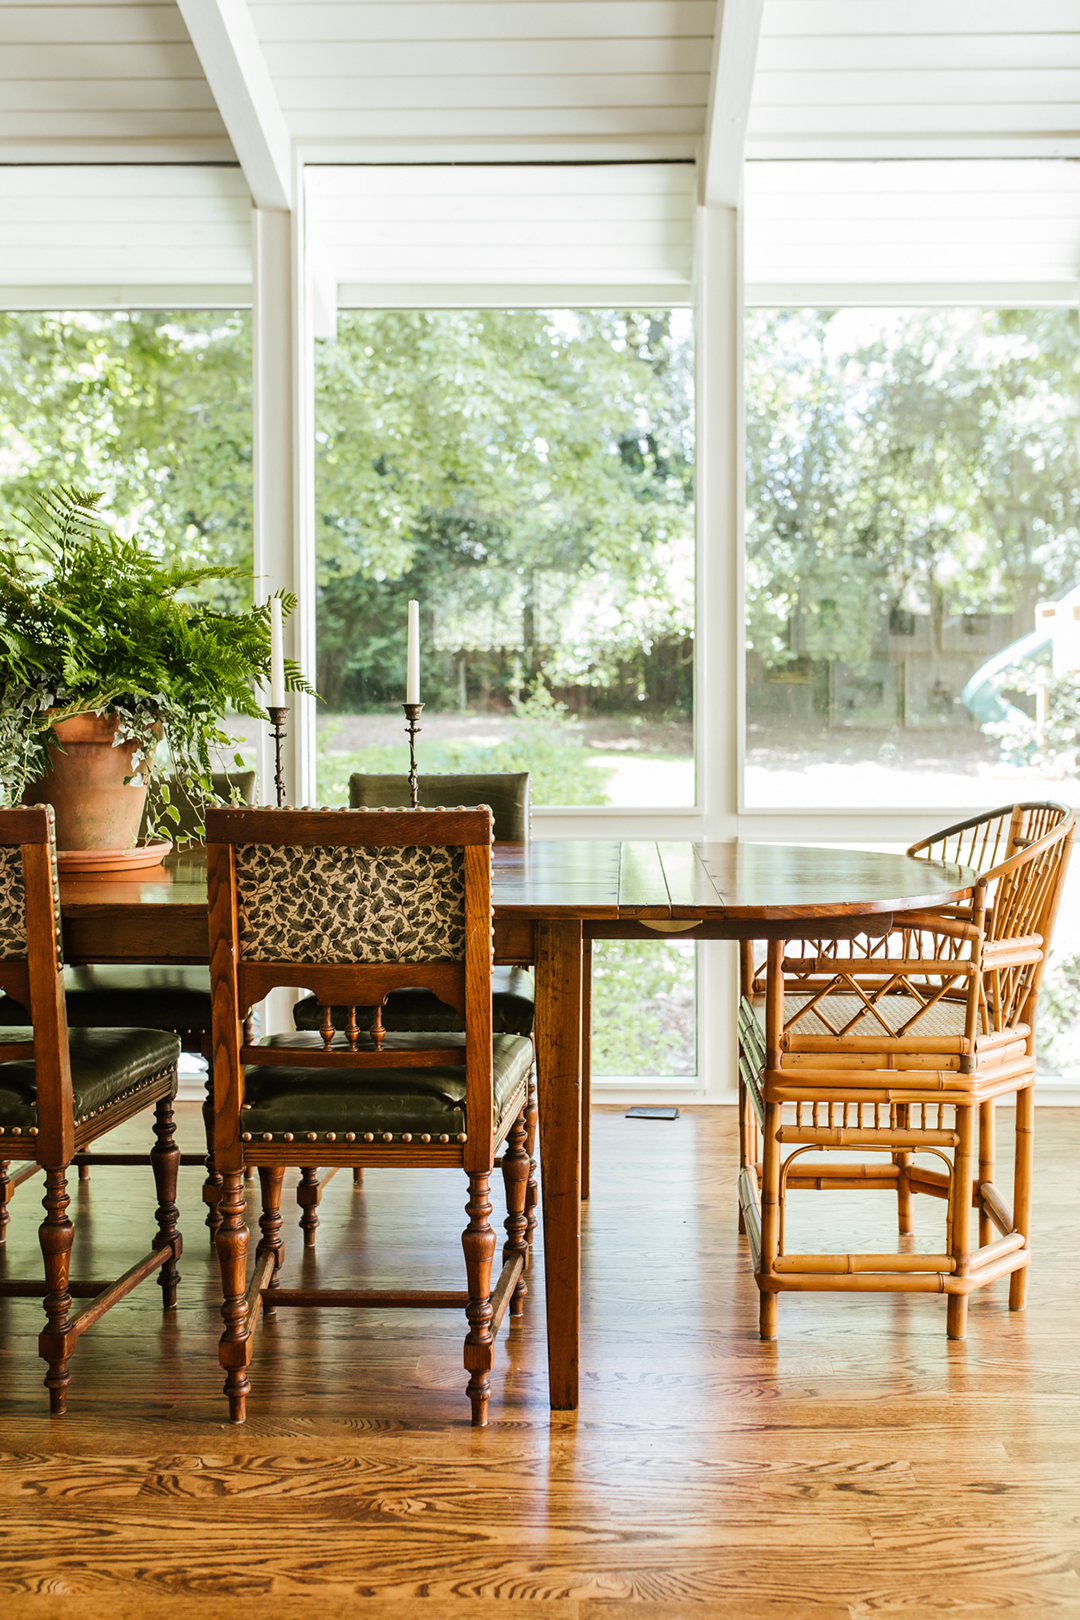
[270,597,286,708]
[407,599,420,703]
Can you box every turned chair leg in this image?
[523,1078,538,1256]
[201,1078,222,1241]
[352,1167,364,1187]
[258,1166,286,1317]
[0,1159,10,1244]
[38,1166,74,1415]
[1010,1084,1035,1312]
[501,1106,530,1316]
[297,1166,321,1247]
[462,1171,495,1427]
[151,1095,182,1309]
[216,1169,252,1423]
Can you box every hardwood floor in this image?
[1,1103,1079,1615]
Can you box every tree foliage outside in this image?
[0,309,253,602]
[745,308,1080,752]
[313,308,694,718]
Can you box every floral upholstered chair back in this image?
[234,839,467,966]
[0,808,63,969]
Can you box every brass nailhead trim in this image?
[401,1133,412,1143]
[421,1134,431,1143]
[326,1132,336,1142]
[306,1132,317,1142]
[262,1132,273,1141]
[345,1132,356,1141]
[457,1134,467,1143]
[363,1133,374,1142]
[381,1132,392,1143]
[283,1132,293,1142]
[438,1134,449,1143]
[241,1132,252,1141]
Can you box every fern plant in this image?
[0,486,310,839]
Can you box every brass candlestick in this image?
[402,701,423,808]
[267,705,288,807]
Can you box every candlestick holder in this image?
[267,705,288,808]
[402,701,424,808]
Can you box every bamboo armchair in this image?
[206,804,536,1426]
[0,806,182,1412]
[738,802,1074,1341]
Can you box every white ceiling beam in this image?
[176,0,292,210]
[702,0,765,206]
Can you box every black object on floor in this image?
[625,1106,680,1120]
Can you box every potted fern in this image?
[0,486,307,866]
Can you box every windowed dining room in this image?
[2,1,1080,1613]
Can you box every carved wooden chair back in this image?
[206,805,496,1176]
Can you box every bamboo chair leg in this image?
[151,1095,182,1309]
[257,1166,286,1317]
[947,1104,976,1341]
[216,1169,251,1424]
[39,1166,74,1415]
[894,1103,913,1235]
[297,1166,321,1247]
[462,1171,495,1427]
[758,1099,781,1341]
[581,937,592,1202]
[1010,1084,1035,1312]
[978,1099,996,1250]
[501,1106,530,1317]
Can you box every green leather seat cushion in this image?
[292,966,534,1039]
[0,965,213,1033]
[241,1031,532,1138]
[0,1027,181,1130]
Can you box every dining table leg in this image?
[534,917,583,1411]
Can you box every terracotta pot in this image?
[25,711,149,852]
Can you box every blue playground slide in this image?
[961,629,1050,728]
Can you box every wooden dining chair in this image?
[738,802,1074,1340]
[0,805,183,1412]
[206,804,537,1426]
[290,771,536,1235]
[0,769,256,1236]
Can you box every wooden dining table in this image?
[58,838,973,1412]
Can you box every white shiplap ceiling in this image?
[749,0,1080,160]
[252,1,716,160]
[0,0,234,162]
[308,162,697,305]
[744,159,1080,303]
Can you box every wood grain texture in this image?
[1,1100,1079,1612]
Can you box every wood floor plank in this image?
[1,1103,1080,1612]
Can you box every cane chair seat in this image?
[240,1032,533,1139]
[0,1027,181,1130]
[750,992,974,1042]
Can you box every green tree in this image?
[313,309,694,712]
[0,310,253,600]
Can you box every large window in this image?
[313,309,694,809]
[745,308,1080,811]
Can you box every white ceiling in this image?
[749,0,1080,160]
[0,0,1078,302]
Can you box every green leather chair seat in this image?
[0,1027,181,1131]
[0,966,213,1034]
[292,964,534,1040]
[241,1031,533,1139]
